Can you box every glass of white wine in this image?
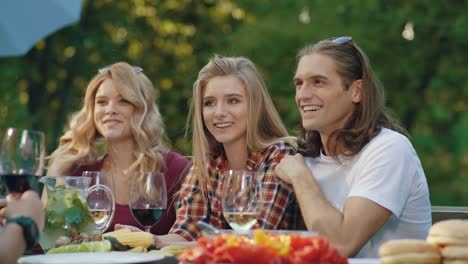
[222,170,262,231]
[83,171,115,232]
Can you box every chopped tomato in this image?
[177,230,348,264]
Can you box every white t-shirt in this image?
[304,128,431,258]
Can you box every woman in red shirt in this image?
[47,62,190,234]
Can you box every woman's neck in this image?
[223,140,248,170]
[106,139,135,171]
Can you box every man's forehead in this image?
[295,54,338,79]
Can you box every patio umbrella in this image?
[0,0,83,57]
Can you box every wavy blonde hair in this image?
[48,62,167,186]
[189,55,295,196]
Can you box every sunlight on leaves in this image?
[161,20,178,35]
[402,22,415,41]
[63,48,75,61]
[454,101,467,112]
[160,79,173,90]
[232,8,245,20]
[175,43,193,57]
[115,28,128,44]
[299,6,311,24]
[47,80,57,93]
[89,52,101,64]
[36,40,46,50]
[19,91,29,105]
[58,69,67,80]
[128,40,143,59]
[51,99,60,110]
[18,79,28,91]
[181,25,196,37]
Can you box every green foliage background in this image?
[0,0,466,205]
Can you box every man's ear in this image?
[350,79,362,103]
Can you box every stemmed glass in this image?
[0,128,45,196]
[82,171,116,232]
[129,172,167,232]
[222,170,262,231]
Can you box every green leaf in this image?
[64,207,82,225]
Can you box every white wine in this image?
[90,209,111,225]
[224,212,258,231]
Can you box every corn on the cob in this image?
[102,228,132,239]
[127,246,147,253]
[107,231,154,248]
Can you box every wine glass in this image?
[129,172,167,232]
[0,128,45,196]
[83,171,116,232]
[222,170,262,232]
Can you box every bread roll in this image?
[428,220,468,247]
[379,239,441,264]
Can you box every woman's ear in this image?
[350,79,362,103]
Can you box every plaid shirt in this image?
[169,141,299,241]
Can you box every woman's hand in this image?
[47,154,81,176]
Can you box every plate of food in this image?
[178,229,347,264]
[18,252,165,264]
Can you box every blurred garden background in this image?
[0,0,466,205]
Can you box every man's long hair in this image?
[297,38,408,157]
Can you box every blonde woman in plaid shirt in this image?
[115,55,301,245]
[168,55,300,244]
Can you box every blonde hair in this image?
[189,55,295,195]
[48,62,167,186]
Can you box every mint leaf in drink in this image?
[64,207,82,225]
[40,185,97,251]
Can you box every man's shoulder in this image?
[359,128,417,162]
[367,128,411,149]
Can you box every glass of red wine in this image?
[0,128,45,196]
[129,172,167,233]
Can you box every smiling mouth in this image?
[302,105,323,112]
[214,122,233,128]
[103,120,121,125]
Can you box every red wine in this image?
[131,208,164,227]
[0,174,39,193]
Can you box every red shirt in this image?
[72,151,190,235]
